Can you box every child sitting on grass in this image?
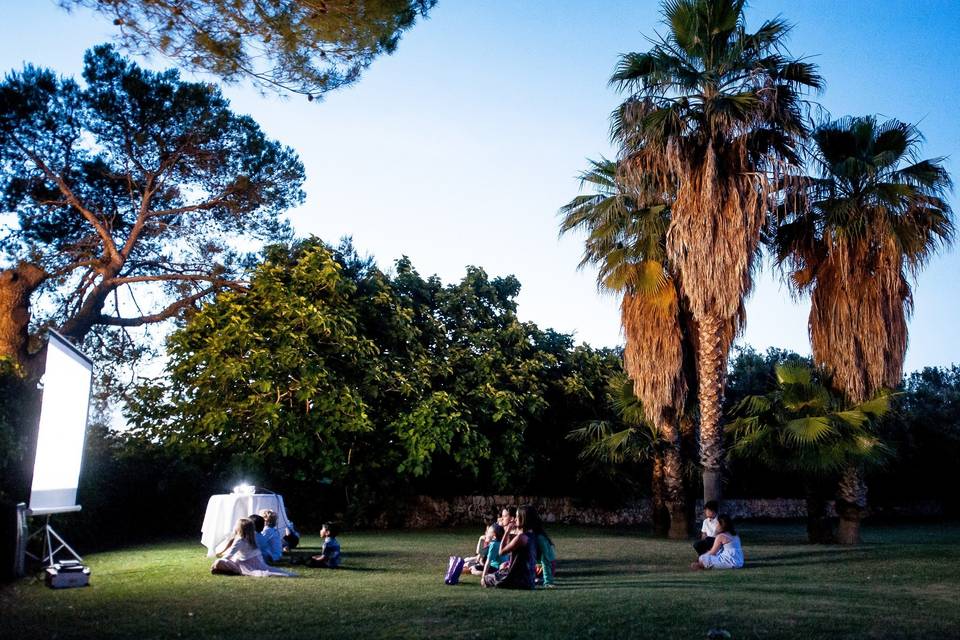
[469,524,507,576]
[211,517,293,577]
[694,500,720,556]
[307,523,341,568]
[258,509,284,563]
[463,523,496,574]
[691,515,743,570]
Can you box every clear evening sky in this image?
[1,1,958,372]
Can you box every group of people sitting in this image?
[209,501,743,581]
[210,509,341,577]
[454,504,557,589]
[691,500,744,570]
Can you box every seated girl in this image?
[211,517,294,577]
[481,505,538,590]
[691,514,743,570]
[526,508,557,587]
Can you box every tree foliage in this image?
[0,45,304,372]
[63,0,436,98]
[125,239,623,513]
[610,0,823,502]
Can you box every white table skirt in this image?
[200,493,291,556]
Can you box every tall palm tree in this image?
[774,116,954,543]
[728,362,893,543]
[559,158,693,538]
[610,0,822,503]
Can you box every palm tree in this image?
[728,362,892,543]
[559,158,692,538]
[774,116,954,543]
[610,0,822,504]
[568,372,685,537]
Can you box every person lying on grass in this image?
[482,505,538,589]
[211,517,294,577]
[691,515,743,571]
[307,523,341,568]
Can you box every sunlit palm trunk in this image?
[836,464,867,544]
[696,315,724,503]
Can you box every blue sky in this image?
[1,1,958,371]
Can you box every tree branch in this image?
[94,285,219,327]
[12,136,121,263]
[107,273,248,290]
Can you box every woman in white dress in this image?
[211,518,293,577]
[691,515,743,570]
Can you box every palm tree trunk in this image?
[697,315,725,503]
[805,484,834,544]
[650,454,668,537]
[836,463,867,544]
[659,419,688,539]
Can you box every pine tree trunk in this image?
[836,464,867,545]
[0,263,46,371]
[697,315,725,504]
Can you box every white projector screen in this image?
[28,331,93,515]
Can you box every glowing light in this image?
[232,483,255,495]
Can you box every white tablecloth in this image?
[200,493,291,556]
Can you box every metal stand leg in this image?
[24,515,83,568]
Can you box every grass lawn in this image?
[2,522,959,639]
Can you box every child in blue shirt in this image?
[471,524,507,575]
[308,523,341,568]
[258,509,284,563]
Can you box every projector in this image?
[44,560,90,589]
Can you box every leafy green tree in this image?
[126,239,580,515]
[610,0,822,503]
[126,240,385,491]
[774,116,953,542]
[872,366,960,512]
[728,362,892,542]
[0,45,304,373]
[63,0,436,98]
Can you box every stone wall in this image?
[385,495,944,528]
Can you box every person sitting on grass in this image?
[469,524,508,576]
[691,515,743,571]
[694,500,720,556]
[463,523,497,575]
[482,505,538,590]
[307,523,341,568]
[526,507,557,588]
[258,509,284,563]
[211,517,293,577]
[248,513,267,555]
[497,506,517,532]
[283,520,301,552]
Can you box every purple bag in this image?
[444,555,465,585]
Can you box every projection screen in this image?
[28,331,93,515]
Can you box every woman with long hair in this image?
[481,505,539,589]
